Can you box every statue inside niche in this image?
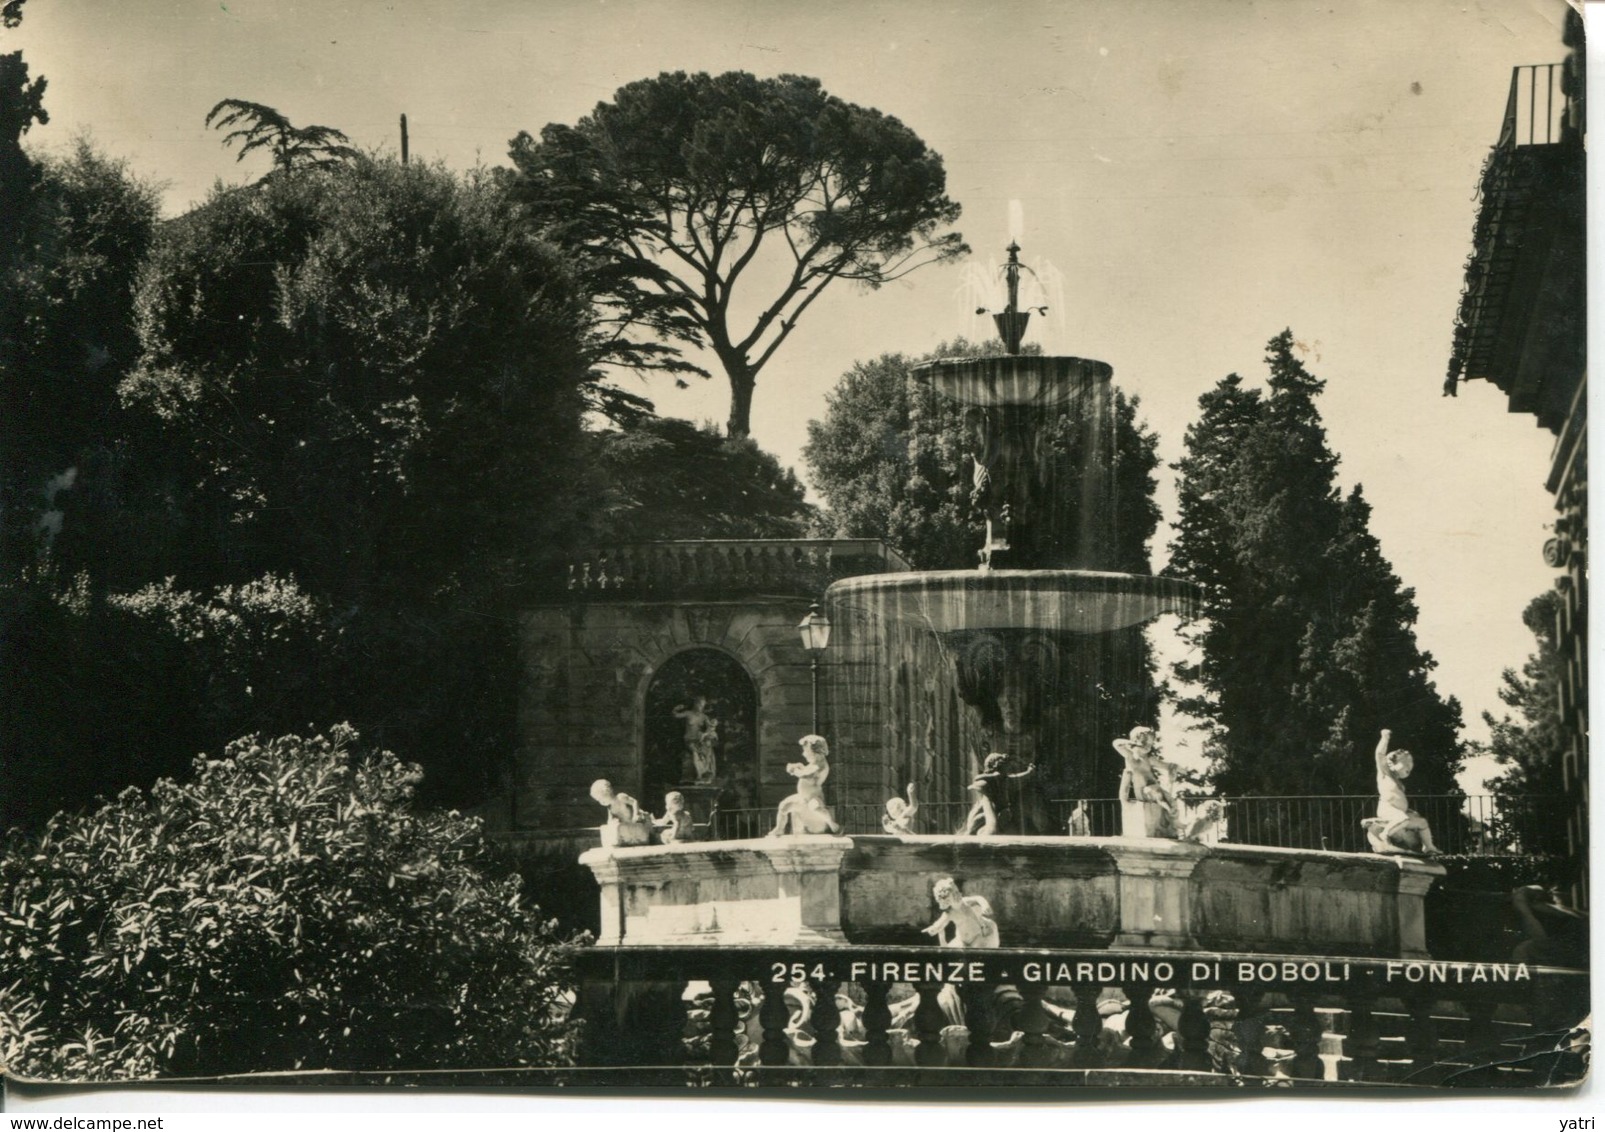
[769,734,843,836]
[589,779,655,847]
[1362,728,1438,854]
[672,696,720,785]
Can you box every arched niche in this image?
[641,648,759,816]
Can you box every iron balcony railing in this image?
[1497,63,1568,149]
[709,794,1563,857]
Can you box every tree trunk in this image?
[726,366,756,438]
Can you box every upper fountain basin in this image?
[912,355,1113,408]
[826,570,1200,634]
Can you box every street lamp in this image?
[797,602,831,734]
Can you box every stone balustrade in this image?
[561,539,912,599]
[573,944,1588,1087]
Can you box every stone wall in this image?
[512,600,823,831]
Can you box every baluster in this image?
[913,982,949,1067]
[1233,988,1269,1078]
[1465,999,1498,1062]
[709,977,740,1069]
[1404,994,1441,1079]
[811,977,843,1067]
[959,983,995,1068]
[862,983,893,1067]
[1123,982,1158,1065]
[1070,984,1105,1068]
[1202,990,1242,1077]
[759,981,791,1067]
[1341,991,1381,1082]
[1016,983,1053,1068]
[1287,992,1326,1080]
[1176,994,1210,1071]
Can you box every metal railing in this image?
[708,794,1561,857]
[1498,63,1568,148]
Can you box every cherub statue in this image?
[672,696,719,785]
[590,778,655,847]
[882,782,919,835]
[922,876,1001,950]
[1115,726,1175,808]
[1114,725,1177,837]
[959,755,1003,836]
[1066,799,1091,836]
[654,790,694,845]
[769,734,843,836]
[1362,729,1438,854]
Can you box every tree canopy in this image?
[1480,589,1570,858]
[0,727,584,1080]
[122,157,592,605]
[591,416,813,542]
[205,99,359,174]
[506,71,967,437]
[1167,330,1465,799]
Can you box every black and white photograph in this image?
[0,0,1591,1106]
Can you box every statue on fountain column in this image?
[654,790,694,844]
[770,734,844,836]
[672,696,720,785]
[961,759,1001,836]
[1362,729,1439,854]
[883,782,919,835]
[589,779,656,847]
[1115,726,1178,838]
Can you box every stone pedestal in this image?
[580,837,853,946]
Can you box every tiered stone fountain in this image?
[580,245,1443,963]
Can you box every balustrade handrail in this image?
[559,538,913,597]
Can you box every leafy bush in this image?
[0,727,585,1080]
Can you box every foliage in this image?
[0,727,585,1080]
[1478,589,1571,859]
[1167,330,1465,797]
[803,339,1162,572]
[205,99,359,174]
[0,143,162,577]
[0,0,46,271]
[507,70,967,437]
[1482,590,1567,795]
[591,416,813,541]
[122,157,592,605]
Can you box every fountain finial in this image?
[992,241,1035,354]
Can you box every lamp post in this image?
[797,602,831,734]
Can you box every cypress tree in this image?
[1169,331,1465,802]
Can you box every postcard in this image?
[0,0,1587,1093]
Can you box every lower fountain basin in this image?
[579,836,1443,959]
[826,571,1200,633]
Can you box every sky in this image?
[8,0,1581,788]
